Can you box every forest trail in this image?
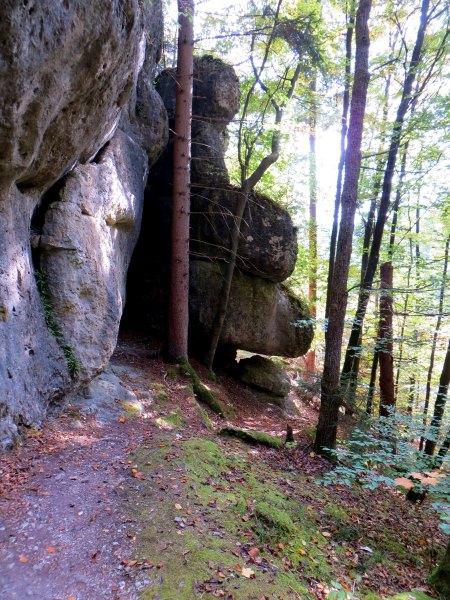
[0,338,445,599]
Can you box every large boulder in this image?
[190,186,298,283]
[0,0,144,190]
[155,56,240,187]
[237,356,291,398]
[39,131,148,381]
[189,261,313,358]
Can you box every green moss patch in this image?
[219,426,282,448]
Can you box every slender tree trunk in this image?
[166,0,194,361]
[378,262,395,416]
[339,0,431,395]
[366,350,378,415]
[434,427,450,468]
[424,338,450,455]
[407,375,415,414]
[325,1,355,321]
[306,76,318,373]
[420,234,450,449]
[395,238,413,398]
[314,0,372,455]
[204,0,302,370]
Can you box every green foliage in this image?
[35,270,81,378]
[322,413,450,534]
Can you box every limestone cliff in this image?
[0,10,312,449]
[0,0,167,447]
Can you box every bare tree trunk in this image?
[204,0,304,370]
[424,338,450,456]
[339,0,432,396]
[306,76,318,374]
[378,262,394,416]
[325,1,355,321]
[166,0,194,361]
[314,0,372,455]
[366,350,378,415]
[420,234,450,449]
[435,427,450,468]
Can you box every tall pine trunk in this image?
[166,0,194,361]
[314,0,372,455]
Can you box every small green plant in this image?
[321,412,450,535]
[35,269,81,378]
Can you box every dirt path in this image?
[0,339,316,600]
[0,339,445,600]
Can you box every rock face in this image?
[190,187,298,283]
[126,56,312,360]
[0,0,144,190]
[0,0,167,447]
[39,131,148,381]
[236,356,291,398]
[189,262,312,358]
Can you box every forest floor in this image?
[0,335,447,600]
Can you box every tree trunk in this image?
[204,0,301,370]
[314,0,372,455]
[325,1,355,321]
[339,0,431,396]
[424,338,450,456]
[420,234,450,450]
[166,0,194,361]
[378,262,395,417]
[435,427,450,468]
[306,76,318,374]
[366,349,378,415]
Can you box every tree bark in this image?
[204,0,302,370]
[424,338,450,456]
[314,0,372,455]
[325,1,355,321]
[420,234,450,450]
[306,76,318,374]
[166,0,194,361]
[339,0,431,397]
[378,262,394,417]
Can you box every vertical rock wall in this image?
[0,0,168,447]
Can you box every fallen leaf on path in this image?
[47,546,57,554]
[241,567,255,579]
[19,554,29,563]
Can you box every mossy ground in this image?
[118,432,444,599]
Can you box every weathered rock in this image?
[0,0,143,190]
[237,356,291,397]
[155,56,240,186]
[123,0,168,166]
[39,131,148,381]
[190,186,298,282]
[69,367,142,423]
[156,55,240,129]
[189,261,313,358]
[0,187,70,448]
